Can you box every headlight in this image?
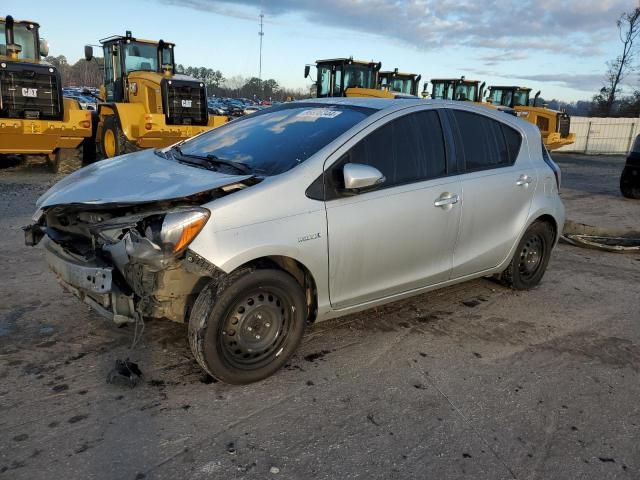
[160,208,210,254]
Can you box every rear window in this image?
[180,103,374,176]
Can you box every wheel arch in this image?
[232,255,319,324]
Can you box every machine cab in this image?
[87,31,175,102]
[430,77,484,102]
[379,69,421,96]
[487,86,532,108]
[306,58,381,98]
[0,15,48,61]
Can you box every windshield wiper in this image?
[172,146,252,175]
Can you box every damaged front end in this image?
[26,197,224,325]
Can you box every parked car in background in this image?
[64,94,97,111]
[27,98,564,384]
[207,99,229,116]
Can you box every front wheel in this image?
[501,221,554,290]
[188,269,307,384]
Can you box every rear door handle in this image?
[434,193,459,208]
[516,174,532,186]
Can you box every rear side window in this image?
[452,110,519,171]
[503,124,523,163]
[347,110,446,187]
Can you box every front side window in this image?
[328,110,446,197]
[452,110,520,171]
[179,104,373,176]
[317,66,331,97]
[0,23,37,59]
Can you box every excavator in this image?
[0,15,92,173]
[83,31,227,158]
[486,86,575,150]
[378,69,421,96]
[305,58,417,98]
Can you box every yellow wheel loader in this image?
[379,69,421,96]
[0,15,92,173]
[84,31,227,159]
[305,58,418,99]
[486,86,575,150]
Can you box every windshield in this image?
[0,22,37,59]
[513,90,530,106]
[386,78,414,95]
[432,82,447,99]
[343,65,375,90]
[123,41,173,73]
[453,83,476,101]
[178,104,374,176]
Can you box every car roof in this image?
[297,96,430,112]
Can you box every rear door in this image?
[447,108,537,278]
[323,108,462,308]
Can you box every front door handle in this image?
[516,174,532,186]
[434,193,459,208]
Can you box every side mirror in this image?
[39,38,49,57]
[304,65,310,78]
[84,45,94,62]
[343,163,385,191]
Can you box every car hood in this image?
[36,149,253,209]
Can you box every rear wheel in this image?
[100,115,138,159]
[620,167,640,199]
[501,221,554,290]
[188,269,307,384]
[51,147,83,174]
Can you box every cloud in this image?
[157,0,630,57]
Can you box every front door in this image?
[324,109,461,308]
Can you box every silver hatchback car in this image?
[26,98,565,384]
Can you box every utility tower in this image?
[258,12,264,81]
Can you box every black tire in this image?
[620,167,640,199]
[99,115,138,159]
[502,221,554,290]
[188,269,307,384]
[52,147,83,175]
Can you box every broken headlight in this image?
[158,208,210,254]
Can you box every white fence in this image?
[556,116,639,155]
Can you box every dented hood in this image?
[36,149,252,209]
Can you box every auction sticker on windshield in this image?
[296,109,342,119]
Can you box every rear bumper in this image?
[43,238,137,324]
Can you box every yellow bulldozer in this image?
[486,86,575,150]
[0,15,92,173]
[83,31,227,159]
[305,58,418,99]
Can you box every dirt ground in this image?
[0,154,639,480]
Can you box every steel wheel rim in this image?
[219,288,292,369]
[104,129,116,158]
[519,233,544,280]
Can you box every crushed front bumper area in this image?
[44,238,137,324]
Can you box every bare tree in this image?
[596,8,640,116]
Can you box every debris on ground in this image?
[106,359,142,388]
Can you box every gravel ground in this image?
[0,155,639,480]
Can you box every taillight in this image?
[541,141,561,189]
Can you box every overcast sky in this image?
[5,0,637,101]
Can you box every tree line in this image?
[44,55,309,101]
